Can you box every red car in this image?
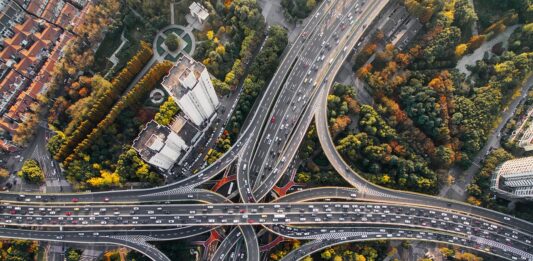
[271,116,276,123]
[71,198,79,203]
[248,219,255,223]
[239,209,246,213]
[9,210,16,214]
[65,212,72,216]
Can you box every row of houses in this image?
[0,0,90,152]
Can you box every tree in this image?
[165,34,180,52]
[439,247,454,257]
[455,252,483,261]
[64,61,173,165]
[0,168,9,181]
[454,0,478,31]
[296,172,311,183]
[455,43,468,57]
[216,44,226,55]
[66,248,81,261]
[87,170,121,188]
[404,0,443,23]
[435,145,455,167]
[55,42,153,162]
[115,146,161,185]
[12,112,40,146]
[306,0,316,10]
[154,97,180,125]
[321,248,334,260]
[17,159,44,184]
[206,30,214,40]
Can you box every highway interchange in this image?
[1,0,533,260]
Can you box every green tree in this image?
[17,159,44,184]
[454,0,478,31]
[165,34,180,52]
[154,97,180,125]
[66,248,81,261]
[321,248,334,260]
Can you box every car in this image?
[65,212,72,216]
[271,116,276,123]
[103,197,110,202]
[71,198,79,203]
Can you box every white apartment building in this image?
[491,156,533,200]
[189,2,209,24]
[162,54,219,127]
[518,123,533,151]
[133,118,200,171]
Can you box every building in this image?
[161,54,219,126]
[491,156,533,200]
[189,2,209,24]
[133,117,201,171]
[518,122,533,151]
[0,0,90,151]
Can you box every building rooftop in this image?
[133,120,171,161]
[161,54,206,100]
[169,115,200,146]
[189,2,209,21]
[498,157,533,178]
[491,156,533,200]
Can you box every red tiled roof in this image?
[56,3,79,28]
[37,25,61,44]
[0,45,17,61]
[0,119,17,133]
[26,0,44,15]
[0,139,17,152]
[0,71,19,93]
[27,79,45,98]
[26,39,48,57]
[6,92,35,121]
[14,57,34,74]
[13,17,37,34]
[41,0,62,22]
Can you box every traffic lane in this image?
[3,206,532,253]
[239,225,260,261]
[211,227,242,261]
[4,200,533,243]
[253,0,384,198]
[251,0,384,193]
[271,225,530,261]
[237,1,341,201]
[249,0,362,187]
